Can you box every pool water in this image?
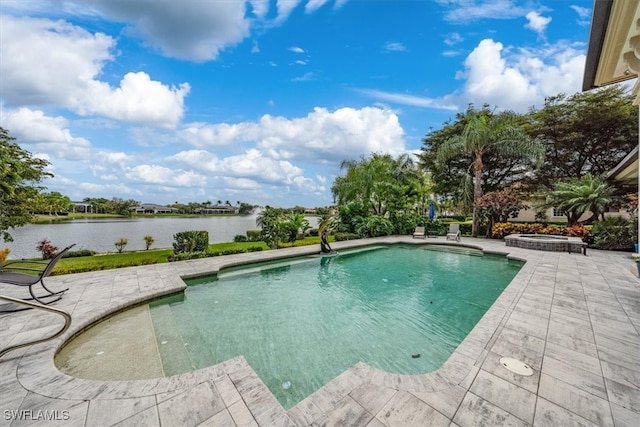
[149,245,522,409]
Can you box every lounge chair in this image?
[446,224,461,242]
[0,244,75,311]
[412,226,426,239]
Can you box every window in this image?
[552,208,566,217]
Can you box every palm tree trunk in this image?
[472,159,483,237]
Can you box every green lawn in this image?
[51,237,327,275]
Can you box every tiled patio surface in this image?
[1,236,639,426]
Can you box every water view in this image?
[3,215,320,259]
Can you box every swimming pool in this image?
[56,244,522,409]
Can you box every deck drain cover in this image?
[499,357,533,376]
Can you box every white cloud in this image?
[85,0,250,62]
[306,0,330,13]
[437,0,526,22]
[249,0,270,18]
[275,0,302,25]
[83,72,190,129]
[0,15,190,128]
[125,164,206,187]
[444,33,463,46]
[0,107,91,161]
[525,11,552,37]
[292,72,317,82]
[178,106,407,163]
[289,46,305,54]
[450,38,586,112]
[571,5,591,26]
[383,42,407,53]
[356,89,457,110]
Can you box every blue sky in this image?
[0,0,593,208]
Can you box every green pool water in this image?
[149,245,522,409]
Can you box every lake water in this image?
[2,215,322,259]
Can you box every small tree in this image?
[115,238,128,253]
[476,188,527,238]
[1,127,52,242]
[256,206,285,249]
[36,238,58,259]
[143,235,154,250]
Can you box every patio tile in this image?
[85,396,156,426]
[111,406,160,427]
[349,382,397,416]
[310,396,372,427]
[541,355,606,399]
[227,401,258,427]
[375,391,449,427]
[533,397,600,427]
[411,385,466,420]
[156,382,226,427]
[469,369,536,424]
[538,373,613,427]
[604,377,640,415]
[610,403,640,427]
[452,392,528,427]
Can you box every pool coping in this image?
[1,236,639,426]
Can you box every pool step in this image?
[148,304,194,376]
[168,302,217,371]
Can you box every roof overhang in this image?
[607,146,639,184]
[582,0,640,94]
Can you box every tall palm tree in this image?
[437,110,544,236]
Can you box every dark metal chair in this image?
[0,244,75,311]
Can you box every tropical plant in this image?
[354,215,394,237]
[256,206,285,249]
[436,109,544,236]
[114,238,128,253]
[541,175,616,225]
[332,153,419,216]
[143,235,154,250]
[591,217,635,250]
[172,231,208,253]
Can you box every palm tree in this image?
[437,110,544,236]
[543,175,616,225]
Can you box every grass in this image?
[50,237,327,275]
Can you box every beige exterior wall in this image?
[510,201,630,223]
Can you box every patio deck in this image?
[1,236,639,426]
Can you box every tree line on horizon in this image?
[2,85,638,247]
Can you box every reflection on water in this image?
[4,215,320,259]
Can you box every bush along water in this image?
[173,230,209,253]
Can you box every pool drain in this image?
[499,357,533,376]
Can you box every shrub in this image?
[233,234,248,242]
[36,238,59,259]
[591,217,635,250]
[424,220,447,236]
[307,228,319,237]
[0,248,9,265]
[173,230,209,253]
[246,229,262,242]
[335,232,360,241]
[114,238,128,253]
[63,249,96,258]
[144,235,154,250]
